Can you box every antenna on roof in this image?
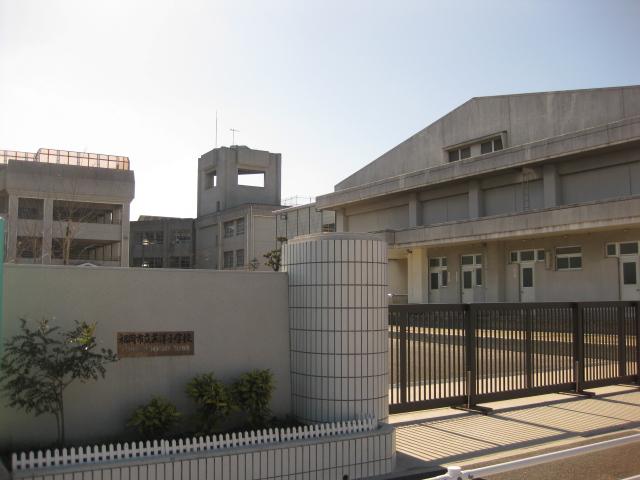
[230,128,240,146]
[215,111,218,148]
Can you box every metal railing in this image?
[389,302,640,413]
[0,148,130,170]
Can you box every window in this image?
[174,231,192,244]
[236,218,245,236]
[141,257,163,268]
[205,171,217,189]
[236,249,245,267]
[429,257,448,290]
[18,198,43,219]
[224,221,235,238]
[606,241,640,257]
[223,251,234,268]
[623,262,637,285]
[322,223,336,233]
[620,242,639,255]
[510,249,545,263]
[170,256,192,268]
[140,231,163,245]
[556,246,582,270]
[237,169,265,187]
[480,137,504,155]
[475,268,482,286]
[461,254,482,286]
[448,146,471,162]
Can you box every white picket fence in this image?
[12,417,377,472]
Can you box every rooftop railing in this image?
[0,148,130,170]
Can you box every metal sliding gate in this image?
[389,302,640,414]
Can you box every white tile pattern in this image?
[282,233,389,424]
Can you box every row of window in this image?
[223,249,245,268]
[135,230,192,246]
[448,136,503,163]
[223,218,245,238]
[428,242,640,289]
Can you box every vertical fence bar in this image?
[399,310,408,405]
[618,304,627,379]
[525,307,533,391]
[636,302,640,383]
[465,304,476,407]
[572,303,585,392]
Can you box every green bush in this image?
[127,397,181,439]
[231,369,274,429]
[185,373,233,434]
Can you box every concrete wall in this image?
[402,227,640,303]
[197,147,281,216]
[335,85,640,190]
[0,265,290,451]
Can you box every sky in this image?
[1,0,639,219]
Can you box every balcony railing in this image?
[0,148,130,171]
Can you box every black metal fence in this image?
[389,302,640,414]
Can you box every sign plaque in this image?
[117,331,194,357]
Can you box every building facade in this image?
[195,145,282,270]
[129,216,195,268]
[317,85,640,303]
[274,200,336,241]
[0,148,134,267]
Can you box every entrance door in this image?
[519,262,535,302]
[620,256,640,300]
[461,267,474,303]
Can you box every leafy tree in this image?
[264,237,287,271]
[0,318,117,446]
[127,397,181,440]
[231,369,274,429]
[185,373,233,435]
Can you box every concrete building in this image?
[129,216,195,268]
[316,85,640,303]
[0,148,134,267]
[195,145,282,270]
[274,198,337,240]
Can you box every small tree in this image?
[127,397,181,440]
[231,369,274,429]
[264,237,287,271]
[0,318,117,446]
[185,373,233,435]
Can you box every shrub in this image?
[231,369,274,429]
[127,397,181,439]
[185,373,233,434]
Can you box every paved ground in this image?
[387,384,640,479]
[480,439,640,479]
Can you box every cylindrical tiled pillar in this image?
[282,233,388,424]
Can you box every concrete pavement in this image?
[387,384,640,479]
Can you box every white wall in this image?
[1,265,290,451]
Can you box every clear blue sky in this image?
[1,0,639,219]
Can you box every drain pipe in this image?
[428,433,640,479]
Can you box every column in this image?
[543,163,561,208]
[468,180,482,218]
[407,247,427,303]
[41,198,53,264]
[282,232,388,424]
[408,192,422,228]
[120,203,130,266]
[335,208,349,232]
[6,195,18,263]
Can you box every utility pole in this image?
[230,128,240,145]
